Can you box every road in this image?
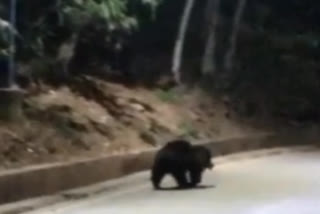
[26,149,320,214]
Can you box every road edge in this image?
[0,128,318,211]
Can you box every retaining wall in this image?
[0,129,318,205]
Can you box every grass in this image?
[155,89,179,103]
[178,121,199,138]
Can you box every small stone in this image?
[140,131,157,146]
[130,103,145,112]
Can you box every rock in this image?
[189,111,201,121]
[27,148,34,153]
[139,131,157,146]
[130,103,145,112]
[0,88,24,121]
[116,98,127,106]
[91,121,115,140]
[71,138,91,151]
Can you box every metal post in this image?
[8,0,16,88]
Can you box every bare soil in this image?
[0,76,264,170]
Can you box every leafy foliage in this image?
[59,0,136,30]
[1,0,320,123]
[0,0,162,59]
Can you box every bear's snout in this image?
[207,162,214,169]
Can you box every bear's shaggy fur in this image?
[151,140,214,190]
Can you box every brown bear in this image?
[151,140,214,190]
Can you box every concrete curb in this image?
[0,130,318,206]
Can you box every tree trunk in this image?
[171,0,195,84]
[201,0,221,76]
[224,0,247,72]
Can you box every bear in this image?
[151,139,214,190]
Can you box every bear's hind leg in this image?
[189,169,203,187]
[172,170,189,189]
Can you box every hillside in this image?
[0,76,263,170]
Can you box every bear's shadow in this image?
[156,185,215,191]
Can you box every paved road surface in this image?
[26,149,320,214]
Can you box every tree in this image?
[201,0,221,76]
[0,0,161,59]
[0,18,14,57]
[171,0,195,84]
[223,0,247,72]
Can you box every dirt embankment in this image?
[0,76,263,170]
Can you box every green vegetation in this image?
[155,89,179,103]
[0,0,320,123]
[178,121,198,138]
